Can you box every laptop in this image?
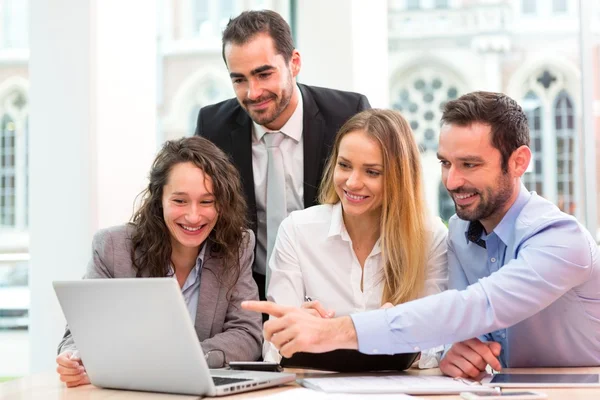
[53,278,296,396]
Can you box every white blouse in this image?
[264,202,449,364]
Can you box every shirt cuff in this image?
[350,309,396,355]
[418,345,444,369]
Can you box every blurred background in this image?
[0,0,599,380]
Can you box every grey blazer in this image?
[57,225,263,365]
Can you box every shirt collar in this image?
[327,202,382,255]
[252,84,303,143]
[464,183,531,247]
[327,202,348,240]
[493,183,531,246]
[168,242,206,277]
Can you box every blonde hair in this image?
[318,109,428,305]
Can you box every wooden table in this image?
[1,367,599,399]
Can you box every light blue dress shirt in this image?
[168,244,206,322]
[351,184,600,367]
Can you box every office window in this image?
[219,0,235,26]
[0,0,28,49]
[552,0,567,13]
[391,69,463,222]
[434,0,448,9]
[1,114,16,227]
[406,0,420,11]
[187,79,230,135]
[522,0,537,14]
[522,91,544,195]
[392,73,460,153]
[554,90,575,215]
[438,181,454,222]
[190,0,237,38]
[0,89,28,230]
[192,0,210,35]
[23,118,28,227]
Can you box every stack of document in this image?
[299,374,498,395]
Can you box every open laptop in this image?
[53,278,295,396]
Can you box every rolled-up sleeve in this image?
[351,218,594,355]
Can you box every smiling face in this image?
[162,162,218,254]
[333,130,384,221]
[437,122,520,231]
[224,33,301,130]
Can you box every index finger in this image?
[242,301,291,317]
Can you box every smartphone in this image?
[228,361,283,372]
[460,391,548,400]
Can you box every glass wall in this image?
[2,0,599,380]
[388,0,599,234]
[0,0,30,381]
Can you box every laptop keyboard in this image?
[212,376,253,386]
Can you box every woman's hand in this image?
[56,351,90,388]
[301,300,335,318]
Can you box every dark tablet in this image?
[280,349,420,372]
[487,373,600,387]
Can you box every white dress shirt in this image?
[264,202,449,364]
[252,85,304,275]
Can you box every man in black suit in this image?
[195,10,370,300]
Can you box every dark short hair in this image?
[441,91,530,172]
[221,10,294,64]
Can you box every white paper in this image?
[300,375,498,394]
[260,387,419,399]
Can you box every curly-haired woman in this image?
[56,136,262,387]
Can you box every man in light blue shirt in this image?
[242,91,600,377]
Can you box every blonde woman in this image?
[265,109,448,365]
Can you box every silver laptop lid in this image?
[53,278,216,396]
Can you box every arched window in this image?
[0,114,16,227]
[391,67,464,219]
[187,78,231,135]
[392,73,460,153]
[554,90,575,214]
[0,88,28,230]
[521,91,544,195]
[191,0,237,38]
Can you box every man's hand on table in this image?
[440,338,502,379]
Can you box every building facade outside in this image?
[0,0,599,348]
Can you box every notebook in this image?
[53,278,295,396]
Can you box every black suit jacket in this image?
[195,83,371,233]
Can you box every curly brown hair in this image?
[129,136,249,288]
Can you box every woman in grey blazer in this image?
[56,137,262,388]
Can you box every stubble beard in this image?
[245,76,294,127]
[453,173,513,222]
